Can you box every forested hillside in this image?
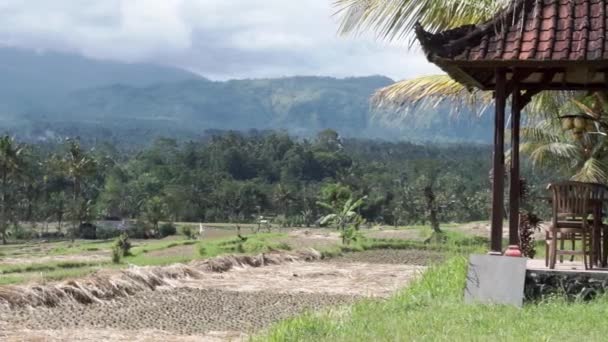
[0,48,493,144]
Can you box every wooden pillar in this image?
[509,86,521,246]
[490,69,507,253]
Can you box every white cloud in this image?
[0,0,441,80]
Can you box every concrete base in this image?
[464,254,527,307]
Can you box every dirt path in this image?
[279,229,341,250]
[0,249,435,341]
[365,229,425,241]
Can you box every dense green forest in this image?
[0,129,524,242]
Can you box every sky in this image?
[0,0,441,81]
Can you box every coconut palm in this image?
[144,196,168,237]
[334,0,608,184]
[62,139,97,202]
[333,0,510,111]
[333,0,576,118]
[0,136,25,244]
[273,184,294,222]
[59,139,97,240]
[520,95,608,183]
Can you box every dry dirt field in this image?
[0,223,475,341]
[0,249,433,342]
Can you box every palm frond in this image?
[371,74,492,116]
[525,91,578,120]
[316,201,334,211]
[572,157,608,184]
[572,99,601,119]
[347,196,366,212]
[333,0,505,42]
[520,126,563,145]
[319,214,338,226]
[526,142,579,167]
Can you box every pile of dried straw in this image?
[0,249,321,309]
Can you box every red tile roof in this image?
[416,0,608,90]
[417,0,608,61]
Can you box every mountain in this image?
[0,47,200,112]
[0,47,493,145]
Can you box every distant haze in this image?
[0,47,491,146]
[0,0,440,80]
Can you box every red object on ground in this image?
[504,245,523,257]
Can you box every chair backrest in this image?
[587,182,608,202]
[548,181,592,224]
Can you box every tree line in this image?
[0,129,503,242]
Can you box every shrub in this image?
[78,223,97,240]
[111,245,122,264]
[159,223,177,237]
[126,221,149,239]
[11,225,35,240]
[95,225,122,240]
[519,211,542,258]
[181,225,197,240]
[111,233,132,263]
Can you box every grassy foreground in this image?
[257,257,608,341]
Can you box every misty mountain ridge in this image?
[0,47,493,145]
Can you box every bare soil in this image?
[0,288,356,336]
[279,229,341,249]
[145,244,197,258]
[365,229,425,241]
[176,261,424,297]
[0,248,433,341]
[0,329,246,342]
[326,249,446,266]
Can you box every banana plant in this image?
[318,195,366,244]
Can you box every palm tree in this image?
[144,196,168,237]
[333,0,508,110]
[62,140,97,202]
[273,184,293,223]
[0,136,24,244]
[519,95,608,183]
[60,139,97,240]
[334,0,608,186]
[333,0,575,118]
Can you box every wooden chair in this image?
[545,181,593,270]
[588,183,608,267]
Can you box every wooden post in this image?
[491,69,507,253]
[509,86,521,246]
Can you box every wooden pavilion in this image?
[415,0,608,253]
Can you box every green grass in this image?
[198,233,289,258]
[0,233,291,285]
[48,240,115,255]
[316,229,486,262]
[258,257,608,341]
[0,263,116,285]
[129,239,198,256]
[0,260,104,275]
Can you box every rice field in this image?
[0,223,481,341]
